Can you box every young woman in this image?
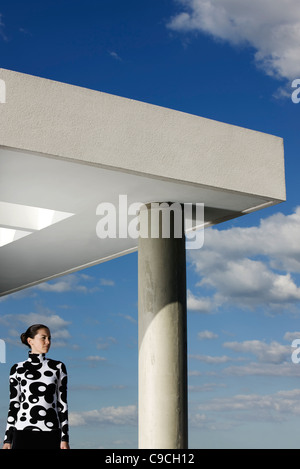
[2,324,70,449]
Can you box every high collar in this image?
[28,352,46,364]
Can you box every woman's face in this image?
[28,328,51,354]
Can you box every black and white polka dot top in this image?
[4,353,69,444]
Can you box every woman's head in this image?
[20,324,51,354]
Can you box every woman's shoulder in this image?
[46,357,67,372]
[9,358,28,374]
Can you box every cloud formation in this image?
[199,388,300,417]
[85,355,107,362]
[223,339,291,364]
[198,330,218,340]
[190,353,237,364]
[189,388,300,431]
[187,289,213,313]
[69,405,137,427]
[35,273,98,294]
[0,312,71,348]
[168,0,300,80]
[223,361,300,377]
[188,207,300,313]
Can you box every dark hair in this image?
[20,324,50,348]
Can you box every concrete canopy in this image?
[0,68,285,297]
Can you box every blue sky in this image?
[1,0,300,449]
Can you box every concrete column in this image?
[138,203,188,449]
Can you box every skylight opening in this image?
[0,202,74,247]
[0,227,32,247]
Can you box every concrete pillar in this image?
[138,203,188,449]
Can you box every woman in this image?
[2,324,70,449]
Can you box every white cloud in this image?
[188,207,300,312]
[168,0,300,81]
[187,289,213,313]
[1,273,100,301]
[190,353,236,364]
[109,51,122,62]
[198,330,218,340]
[85,355,107,362]
[35,273,99,294]
[99,278,115,287]
[96,336,117,350]
[223,339,291,364]
[223,361,300,377]
[199,388,300,419]
[35,278,78,293]
[17,312,70,330]
[0,312,70,330]
[69,405,137,427]
[52,328,71,339]
[0,312,71,348]
[117,313,137,325]
[284,331,300,342]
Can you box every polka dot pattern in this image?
[3,353,69,444]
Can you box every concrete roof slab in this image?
[0,69,286,296]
